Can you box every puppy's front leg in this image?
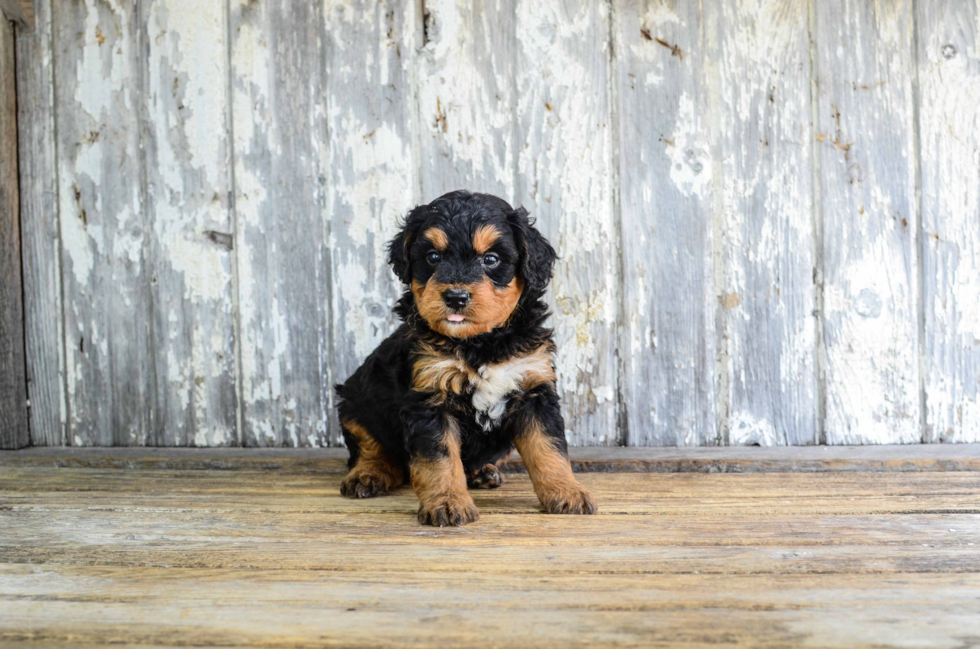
[511,387,596,515]
[405,405,478,527]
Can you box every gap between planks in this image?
[0,444,977,474]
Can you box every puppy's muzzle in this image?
[442,288,471,310]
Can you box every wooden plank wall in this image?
[0,13,29,448]
[11,0,980,447]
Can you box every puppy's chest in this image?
[413,346,556,430]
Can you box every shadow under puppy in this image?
[336,190,595,526]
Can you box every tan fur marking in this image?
[464,277,523,335]
[515,422,596,515]
[518,343,558,391]
[412,341,475,397]
[411,418,479,526]
[340,419,404,496]
[412,276,523,339]
[411,341,554,407]
[473,225,501,254]
[422,227,448,251]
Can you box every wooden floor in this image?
[1,451,979,648]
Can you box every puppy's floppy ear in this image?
[508,207,557,295]
[387,205,428,285]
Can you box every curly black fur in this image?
[336,190,575,515]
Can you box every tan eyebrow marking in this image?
[473,225,500,255]
[423,227,448,251]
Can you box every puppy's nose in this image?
[442,288,470,310]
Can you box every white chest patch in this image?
[469,354,554,431]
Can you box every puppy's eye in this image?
[426,251,442,265]
[482,253,500,269]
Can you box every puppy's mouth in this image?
[445,313,467,324]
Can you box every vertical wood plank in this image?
[53,0,150,446]
[324,0,419,445]
[231,0,330,447]
[709,0,816,445]
[614,0,717,445]
[16,0,65,445]
[0,16,29,449]
[514,0,620,446]
[814,0,920,444]
[916,0,980,443]
[141,0,237,446]
[416,0,516,199]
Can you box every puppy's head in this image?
[388,191,556,338]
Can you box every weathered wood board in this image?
[325,0,420,447]
[230,0,332,447]
[15,0,64,446]
[12,0,980,447]
[53,0,151,446]
[917,0,980,443]
[1,466,979,647]
[614,0,717,445]
[416,0,517,200]
[813,0,921,444]
[515,0,620,445]
[709,0,817,446]
[141,0,238,446]
[0,16,28,449]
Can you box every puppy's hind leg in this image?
[340,419,405,498]
[467,463,504,489]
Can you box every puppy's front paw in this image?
[417,493,480,527]
[542,483,596,515]
[340,472,391,499]
[467,463,503,489]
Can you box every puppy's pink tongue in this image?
[446,314,466,323]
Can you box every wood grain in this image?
[325,0,420,446]
[416,0,516,200]
[14,0,980,448]
[614,0,717,445]
[1,467,978,647]
[141,0,238,446]
[53,0,151,446]
[515,1,620,446]
[0,16,28,449]
[709,0,816,446]
[230,0,331,447]
[916,0,980,443]
[0,0,33,30]
[15,0,64,446]
[813,0,921,444]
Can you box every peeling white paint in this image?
[667,94,712,198]
[816,0,920,444]
[417,0,515,198]
[36,0,978,448]
[326,0,419,447]
[516,0,619,446]
[918,4,980,442]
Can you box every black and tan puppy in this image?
[336,190,595,526]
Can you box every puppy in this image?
[336,190,595,526]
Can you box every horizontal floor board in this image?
[2,566,979,648]
[2,463,979,647]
